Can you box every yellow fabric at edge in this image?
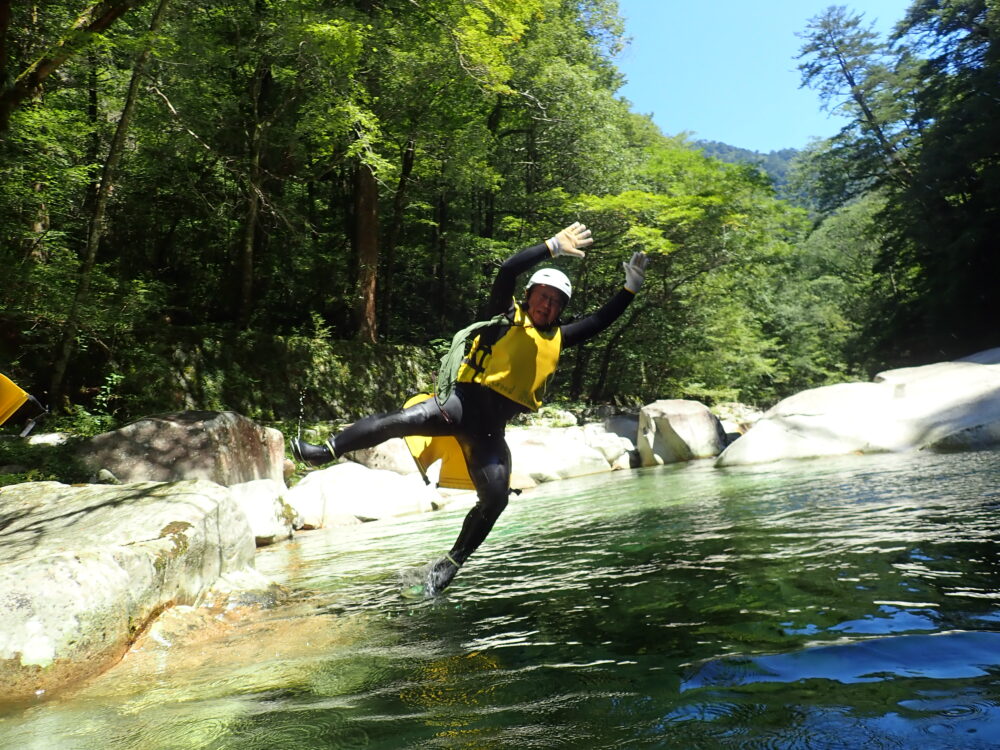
[402,393,475,490]
[0,374,29,427]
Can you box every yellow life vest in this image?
[455,300,562,411]
[0,373,29,428]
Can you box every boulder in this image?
[77,411,285,487]
[339,422,630,493]
[227,479,296,546]
[343,437,419,475]
[638,399,726,466]
[283,470,364,530]
[581,422,636,467]
[506,425,613,484]
[711,402,763,439]
[603,413,639,443]
[0,479,260,703]
[716,349,1000,467]
[285,461,439,528]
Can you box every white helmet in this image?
[525,268,572,301]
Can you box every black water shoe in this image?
[426,554,461,594]
[290,437,335,467]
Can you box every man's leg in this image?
[291,395,462,466]
[427,432,511,593]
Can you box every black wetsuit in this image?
[329,243,635,565]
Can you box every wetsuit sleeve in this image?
[482,243,551,316]
[560,288,635,348]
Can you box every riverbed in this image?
[3,448,1000,748]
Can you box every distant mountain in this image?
[695,140,799,198]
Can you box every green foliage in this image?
[0,437,91,487]
[4,0,949,426]
[95,325,437,423]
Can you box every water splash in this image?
[296,388,305,440]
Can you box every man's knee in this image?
[475,491,508,523]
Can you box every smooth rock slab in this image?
[716,349,1000,466]
[506,426,614,484]
[285,462,439,528]
[0,479,257,703]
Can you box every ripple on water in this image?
[662,630,1000,748]
[218,708,369,750]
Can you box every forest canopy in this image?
[0,0,996,427]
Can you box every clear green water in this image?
[3,448,1000,749]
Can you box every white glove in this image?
[623,252,648,293]
[546,222,593,257]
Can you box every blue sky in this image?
[614,0,913,153]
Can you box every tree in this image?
[797,5,917,193]
[0,0,873,420]
[49,0,172,406]
[887,0,1000,356]
[551,134,812,406]
[0,0,148,133]
[797,1,1000,363]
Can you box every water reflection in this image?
[2,449,1000,748]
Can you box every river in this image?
[2,447,1000,749]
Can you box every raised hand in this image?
[546,222,593,258]
[622,251,648,293]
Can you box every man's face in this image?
[526,284,565,328]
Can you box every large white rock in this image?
[580,422,636,467]
[716,349,1000,466]
[285,461,440,528]
[341,422,629,493]
[227,479,296,546]
[0,480,259,702]
[77,411,285,486]
[506,425,613,484]
[603,413,639,443]
[343,437,419,475]
[638,399,726,466]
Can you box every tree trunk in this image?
[0,1,11,86]
[84,49,101,217]
[236,62,267,330]
[49,0,171,407]
[236,173,260,329]
[353,160,378,343]
[834,50,914,185]
[379,137,415,335]
[0,0,145,133]
[434,189,448,329]
[567,343,590,400]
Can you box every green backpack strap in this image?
[435,312,511,408]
